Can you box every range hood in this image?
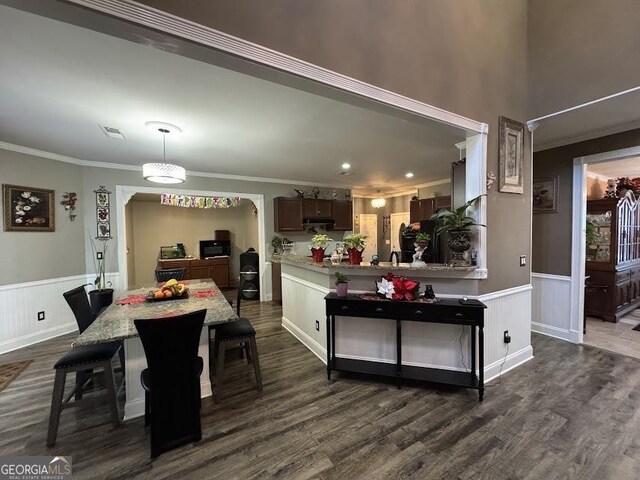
[303,217,334,226]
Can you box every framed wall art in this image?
[3,184,55,232]
[94,186,112,240]
[533,177,558,213]
[498,116,525,194]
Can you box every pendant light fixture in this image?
[371,190,386,209]
[143,122,186,184]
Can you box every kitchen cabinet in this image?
[303,199,332,219]
[328,200,353,231]
[410,196,451,223]
[274,197,304,232]
[585,193,640,322]
[157,257,230,288]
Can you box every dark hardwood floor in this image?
[1,296,640,479]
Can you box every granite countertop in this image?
[73,279,237,346]
[278,254,477,272]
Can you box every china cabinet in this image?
[585,192,640,322]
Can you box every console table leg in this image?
[478,324,485,402]
[326,315,331,380]
[396,320,402,389]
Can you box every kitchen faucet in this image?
[389,251,400,266]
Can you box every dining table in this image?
[74,278,237,420]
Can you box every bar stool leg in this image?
[103,360,121,428]
[214,341,226,403]
[47,368,67,447]
[249,337,263,391]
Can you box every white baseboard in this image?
[0,322,77,355]
[281,316,326,364]
[531,322,580,343]
[484,345,534,383]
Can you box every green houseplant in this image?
[309,234,333,262]
[343,233,367,265]
[334,272,349,297]
[415,232,431,248]
[271,235,283,254]
[431,195,485,266]
[88,238,114,314]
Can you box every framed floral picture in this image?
[3,184,55,231]
[498,116,525,194]
[533,177,558,213]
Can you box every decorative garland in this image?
[160,193,241,209]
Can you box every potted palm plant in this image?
[309,234,333,262]
[343,233,367,265]
[88,238,114,315]
[415,232,430,249]
[334,272,350,297]
[431,195,484,266]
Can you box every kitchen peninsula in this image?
[278,255,488,387]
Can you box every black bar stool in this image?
[211,279,262,402]
[155,268,186,282]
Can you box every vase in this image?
[447,230,472,266]
[347,248,363,265]
[88,288,114,316]
[311,247,325,262]
[417,240,429,249]
[336,282,348,297]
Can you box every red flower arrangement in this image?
[377,272,420,301]
[616,177,640,197]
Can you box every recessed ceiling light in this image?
[341,163,351,170]
[405,172,414,178]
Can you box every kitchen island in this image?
[75,279,237,420]
[279,255,488,383]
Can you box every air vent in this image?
[337,170,352,176]
[99,125,125,140]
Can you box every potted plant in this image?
[88,238,114,315]
[309,234,333,262]
[334,272,349,297]
[343,233,367,265]
[415,232,431,249]
[271,235,283,254]
[431,195,485,266]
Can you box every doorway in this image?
[390,212,410,254]
[358,213,378,262]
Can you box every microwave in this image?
[200,240,231,258]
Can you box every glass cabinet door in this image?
[586,211,612,263]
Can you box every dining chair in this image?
[134,309,206,459]
[155,267,186,282]
[210,278,262,402]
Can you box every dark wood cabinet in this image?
[328,200,353,231]
[585,193,640,322]
[271,261,282,305]
[409,196,451,223]
[157,257,230,288]
[274,197,304,232]
[303,199,332,218]
[274,197,353,232]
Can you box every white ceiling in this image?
[588,157,640,179]
[0,5,466,196]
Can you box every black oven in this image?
[199,240,231,258]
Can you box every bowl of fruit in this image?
[146,279,189,302]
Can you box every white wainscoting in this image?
[0,272,121,355]
[281,272,533,383]
[531,273,576,343]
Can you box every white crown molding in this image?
[65,0,487,134]
[0,141,346,189]
[533,118,640,152]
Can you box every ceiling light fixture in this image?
[143,122,185,184]
[405,172,414,178]
[371,190,386,209]
[342,163,351,170]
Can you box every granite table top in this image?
[73,279,237,346]
[278,254,477,272]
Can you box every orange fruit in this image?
[154,290,164,299]
[163,290,173,298]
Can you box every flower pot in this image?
[347,248,363,265]
[336,282,348,297]
[88,288,114,316]
[447,230,472,266]
[311,247,326,262]
[417,240,429,249]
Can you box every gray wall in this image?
[532,128,640,275]
[418,182,451,200]
[137,0,531,294]
[528,0,640,118]
[0,150,86,285]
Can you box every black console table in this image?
[325,293,487,401]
